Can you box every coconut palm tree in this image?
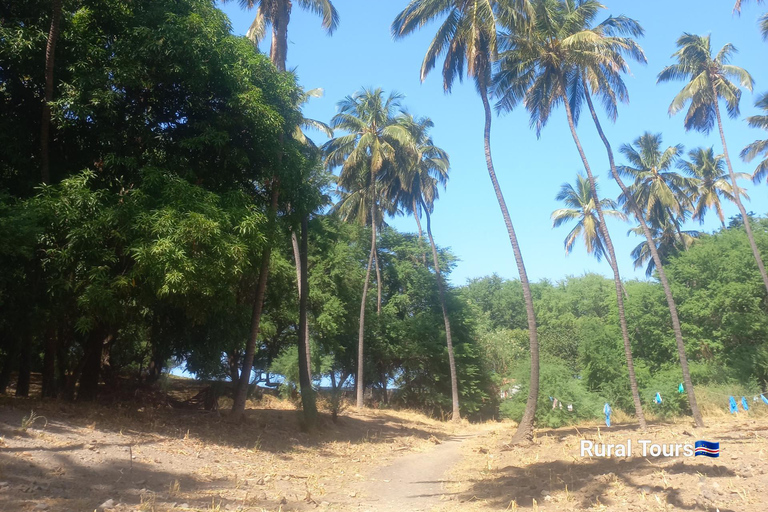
[323,88,409,408]
[742,93,768,183]
[657,34,768,296]
[552,174,626,264]
[230,0,339,72]
[40,0,63,185]
[494,0,647,429]
[392,0,540,444]
[617,133,692,230]
[391,114,460,421]
[680,147,750,228]
[629,222,699,277]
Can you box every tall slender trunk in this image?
[356,210,377,408]
[231,184,280,421]
[297,215,317,429]
[270,4,290,72]
[478,84,539,443]
[78,328,109,401]
[374,247,382,315]
[40,0,62,184]
[16,335,32,397]
[292,228,311,378]
[561,92,646,429]
[0,343,18,394]
[424,202,460,421]
[712,88,768,295]
[584,87,704,427]
[41,326,57,398]
[413,200,427,265]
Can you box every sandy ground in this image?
[442,416,768,511]
[1,391,767,512]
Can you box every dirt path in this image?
[355,433,476,512]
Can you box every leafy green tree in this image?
[494,0,647,429]
[680,147,749,228]
[657,33,768,296]
[629,221,699,276]
[393,0,541,443]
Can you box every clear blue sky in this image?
[218,0,768,286]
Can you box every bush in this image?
[500,358,605,428]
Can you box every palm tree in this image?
[629,221,699,277]
[570,16,705,428]
[323,88,409,408]
[392,114,461,421]
[742,93,768,184]
[392,0,540,443]
[658,33,768,296]
[494,0,647,429]
[552,174,626,264]
[617,133,692,230]
[680,147,750,228]
[231,0,339,72]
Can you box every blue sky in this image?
[219,0,768,286]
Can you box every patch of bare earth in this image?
[442,416,768,511]
[0,390,469,512]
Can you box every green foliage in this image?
[500,358,604,428]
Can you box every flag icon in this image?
[694,440,720,458]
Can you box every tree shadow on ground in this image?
[457,453,740,511]
[0,394,449,455]
[0,450,300,512]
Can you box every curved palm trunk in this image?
[583,88,704,427]
[562,94,646,430]
[712,89,768,295]
[413,200,427,265]
[356,206,377,408]
[374,249,382,315]
[40,0,63,184]
[297,215,318,429]
[232,184,280,421]
[423,203,460,421]
[292,229,312,378]
[479,85,539,444]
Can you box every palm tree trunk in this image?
[40,0,63,184]
[478,84,539,444]
[583,87,704,427]
[374,247,382,315]
[356,211,377,408]
[292,228,312,379]
[424,203,460,421]
[270,3,290,72]
[712,89,768,295]
[562,93,646,430]
[231,183,280,421]
[297,214,318,429]
[413,200,427,265]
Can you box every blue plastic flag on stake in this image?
[678,383,684,393]
[729,396,738,413]
[762,394,768,405]
[604,403,612,427]
[742,397,749,411]
[654,392,663,404]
